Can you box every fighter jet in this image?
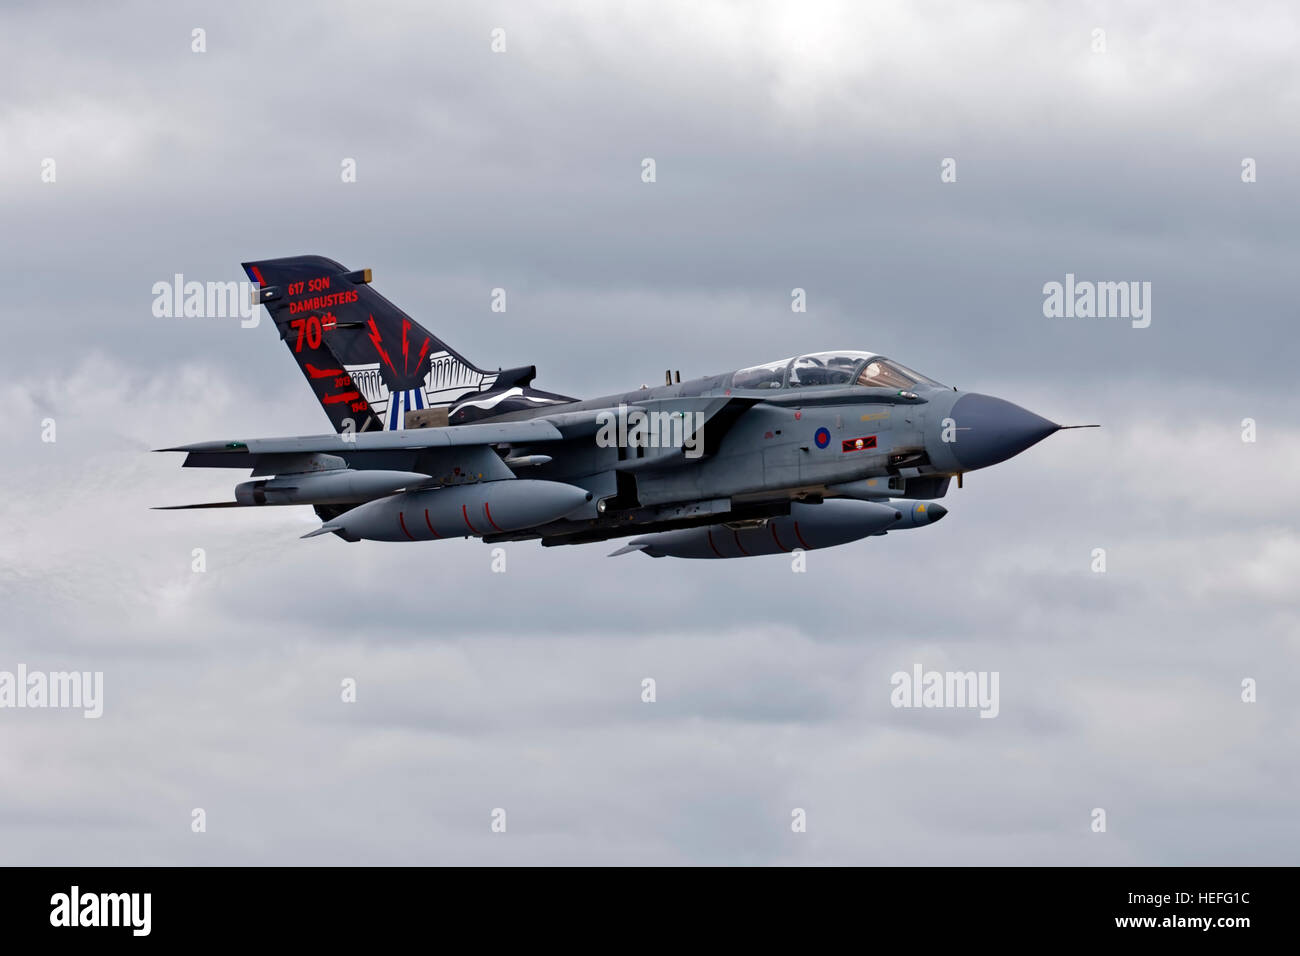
[158,255,1092,558]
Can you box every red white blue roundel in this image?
[814,427,831,448]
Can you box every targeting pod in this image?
[235,470,430,506]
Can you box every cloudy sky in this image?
[1,0,1297,864]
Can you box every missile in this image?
[891,500,947,529]
[313,479,592,542]
[234,469,430,506]
[613,498,904,559]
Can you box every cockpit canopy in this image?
[730,351,942,391]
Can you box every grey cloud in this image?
[0,0,1296,865]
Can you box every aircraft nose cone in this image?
[927,503,947,523]
[949,393,1059,471]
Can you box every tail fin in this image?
[241,255,574,432]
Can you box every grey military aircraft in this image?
[159,255,1091,558]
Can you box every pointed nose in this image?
[926,503,947,523]
[949,394,1059,471]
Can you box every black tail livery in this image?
[241,256,574,433]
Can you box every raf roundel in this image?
[814,427,831,449]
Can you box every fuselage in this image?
[472,350,1059,546]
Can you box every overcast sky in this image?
[1,0,1297,864]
